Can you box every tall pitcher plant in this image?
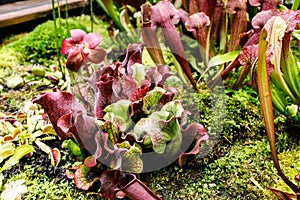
[256,10,300,199]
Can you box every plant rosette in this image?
[33,41,209,170]
[31,28,220,198]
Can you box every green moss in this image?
[267,148,300,196]
[196,86,264,146]
[0,48,21,68]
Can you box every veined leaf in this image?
[104,100,132,132]
[142,87,165,114]
[121,145,143,173]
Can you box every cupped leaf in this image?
[161,100,184,120]
[185,12,210,63]
[99,170,120,199]
[133,106,183,154]
[249,0,283,10]
[103,99,132,132]
[32,91,86,140]
[74,165,99,190]
[266,16,296,102]
[144,0,197,89]
[226,0,248,51]
[132,63,147,87]
[134,116,170,154]
[100,170,162,200]
[84,155,97,168]
[120,145,143,173]
[66,166,79,179]
[122,43,145,75]
[142,87,166,114]
[57,111,99,152]
[141,3,165,65]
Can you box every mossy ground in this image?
[1,15,300,200]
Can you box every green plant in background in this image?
[7,20,87,67]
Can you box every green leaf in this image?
[104,100,132,132]
[134,117,171,154]
[164,127,182,157]
[285,104,298,118]
[207,51,240,67]
[270,83,288,114]
[35,139,51,154]
[292,0,300,10]
[162,119,182,157]
[132,63,146,87]
[117,141,131,149]
[121,145,143,173]
[62,139,84,156]
[101,121,120,144]
[161,100,184,120]
[142,87,165,114]
[0,145,34,173]
[281,50,300,105]
[292,30,300,40]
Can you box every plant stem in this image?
[51,0,65,80]
[90,0,94,32]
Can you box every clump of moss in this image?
[0,48,21,68]
[196,86,264,147]
[267,147,300,196]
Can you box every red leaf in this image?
[50,148,61,167]
[178,123,208,166]
[32,91,85,140]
